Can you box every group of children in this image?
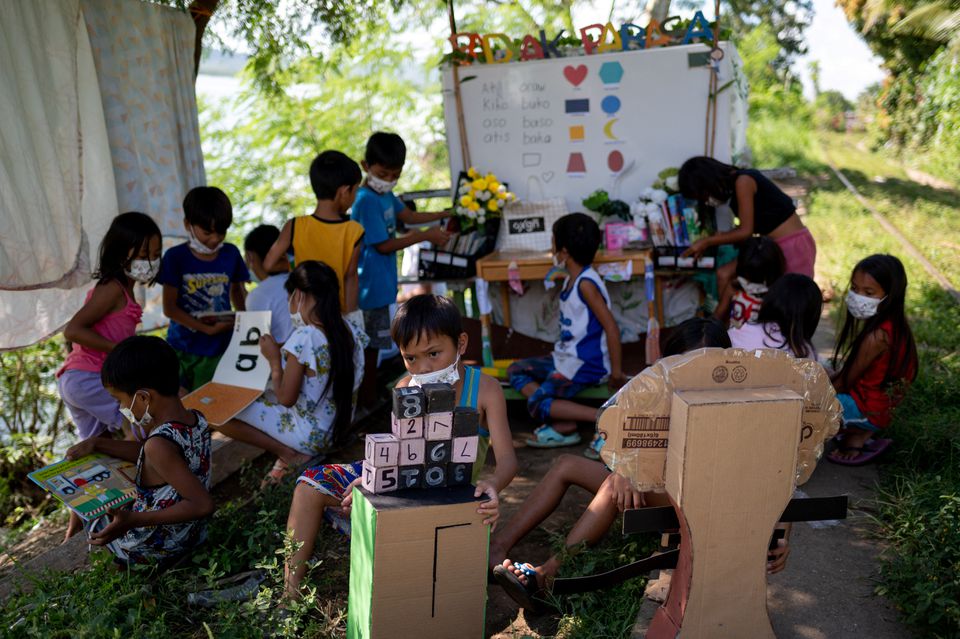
[53,139,919,612]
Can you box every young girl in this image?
[282,294,518,599]
[65,336,214,567]
[714,236,786,328]
[57,211,162,538]
[728,273,822,360]
[829,254,918,465]
[678,156,815,302]
[213,260,367,484]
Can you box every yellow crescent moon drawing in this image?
[603,118,619,140]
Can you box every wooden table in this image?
[475,249,654,326]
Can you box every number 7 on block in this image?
[426,412,454,440]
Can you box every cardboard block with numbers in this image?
[364,383,479,494]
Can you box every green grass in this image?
[1,468,351,639]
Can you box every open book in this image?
[29,454,137,522]
[182,310,273,425]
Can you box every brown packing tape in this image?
[598,348,841,491]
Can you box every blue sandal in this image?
[526,425,581,448]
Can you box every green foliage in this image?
[1,472,350,638]
[814,91,854,131]
[200,13,450,242]
[550,529,659,639]
[747,115,818,174]
[0,339,69,525]
[734,23,812,121]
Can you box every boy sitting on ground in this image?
[508,213,625,453]
[66,336,214,567]
[282,294,518,599]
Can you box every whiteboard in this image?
[442,42,747,212]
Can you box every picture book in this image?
[182,310,272,425]
[29,454,137,522]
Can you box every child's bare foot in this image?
[261,452,312,488]
[489,540,508,570]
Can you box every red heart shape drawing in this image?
[563,65,588,87]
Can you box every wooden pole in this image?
[447,0,472,169]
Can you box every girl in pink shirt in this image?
[57,212,161,538]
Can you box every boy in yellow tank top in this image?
[263,151,365,312]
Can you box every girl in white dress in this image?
[213,260,367,484]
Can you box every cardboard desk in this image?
[347,485,488,639]
[475,249,679,326]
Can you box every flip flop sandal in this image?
[492,561,544,611]
[261,459,292,488]
[526,425,582,448]
[583,433,605,460]
[827,438,892,466]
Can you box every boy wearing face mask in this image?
[281,294,517,600]
[508,213,626,452]
[350,132,452,403]
[65,336,214,567]
[244,224,293,344]
[262,150,366,316]
[159,186,250,393]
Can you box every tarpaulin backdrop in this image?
[0,0,204,349]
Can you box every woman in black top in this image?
[678,156,817,303]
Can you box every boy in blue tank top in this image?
[508,213,625,452]
[280,294,517,600]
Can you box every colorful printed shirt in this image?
[108,413,212,565]
[159,242,250,357]
[235,317,368,454]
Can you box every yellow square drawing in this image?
[569,125,585,141]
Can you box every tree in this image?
[151,0,406,93]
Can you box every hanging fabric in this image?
[82,0,206,239]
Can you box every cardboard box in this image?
[347,486,488,639]
[598,348,840,491]
[648,387,802,639]
[182,311,272,425]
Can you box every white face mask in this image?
[737,276,768,297]
[188,229,223,256]
[119,392,153,441]
[846,290,885,320]
[125,259,160,284]
[410,354,461,387]
[289,292,306,328]
[367,174,397,195]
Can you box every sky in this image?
[793,0,886,100]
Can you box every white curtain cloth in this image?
[0,1,89,290]
[0,0,203,350]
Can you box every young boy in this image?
[263,150,365,313]
[65,336,214,567]
[244,224,293,343]
[508,213,625,451]
[160,186,249,392]
[351,133,451,399]
[281,294,518,599]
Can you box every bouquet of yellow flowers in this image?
[455,167,515,229]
